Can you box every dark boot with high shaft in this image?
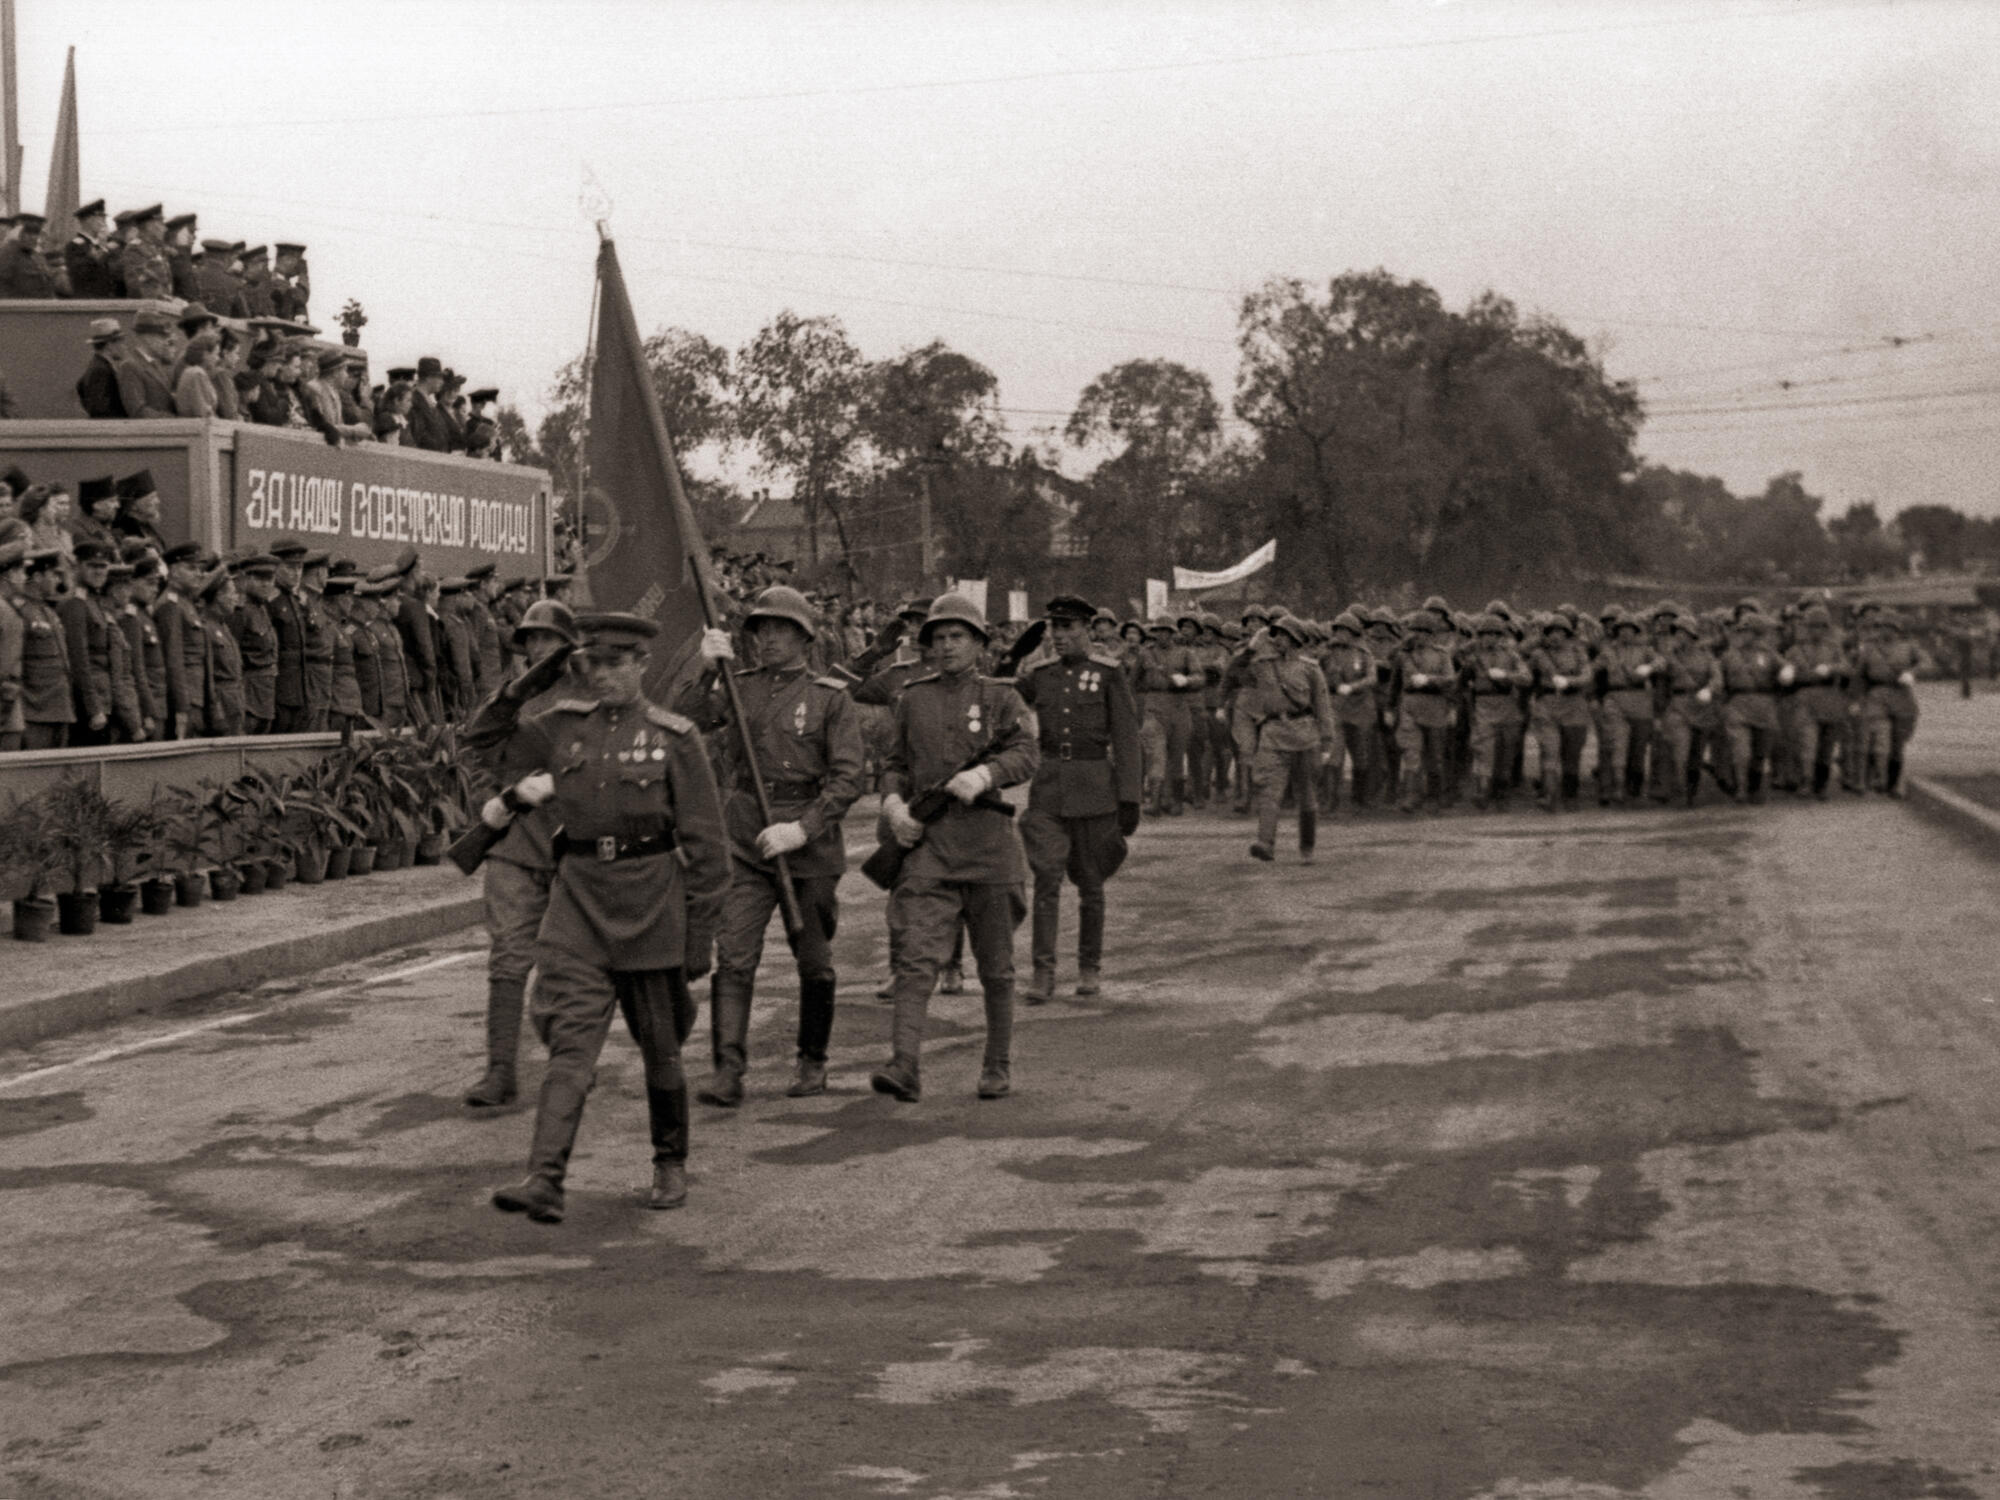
[465,977,525,1108]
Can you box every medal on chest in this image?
[966,698,983,735]
[794,697,809,734]
[1078,668,1100,694]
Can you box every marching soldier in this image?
[1460,613,1531,811]
[468,613,730,1222]
[1719,606,1783,804]
[1592,610,1664,806]
[870,595,1038,1104]
[1009,595,1142,1003]
[1527,613,1594,812]
[153,543,210,740]
[1393,611,1456,815]
[1782,604,1857,799]
[1656,609,1722,807]
[1246,614,1334,862]
[1854,608,1923,796]
[1319,612,1377,814]
[683,586,867,1104]
[199,568,247,737]
[461,601,580,1110]
[232,556,281,733]
[18,550,75,750]
[1362,608,1405,806]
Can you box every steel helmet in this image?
[919,592,990,645]
[744,585,818,636]
[510,598,578,648]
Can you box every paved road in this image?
[4,792,2000,1499]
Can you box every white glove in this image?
[883,793,925,848]
[1635,664,1653,678]
[1778,664,1796,686]
[755,821,809,858]
[1815,664,1833,678]
[1551,674,1569,691]
[1336,682,1354,696]
[1487,667,1506,682]
[699,627,735,663]
[480,795,513,830]
[1898,670,1916,687]
[1695,688,1712,704]
[1408,673,1428,688]
[1169,673,1191,689]
[514,771,556,807]
[945,765,994,804]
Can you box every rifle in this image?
[861,742,1015,891]
[447,644,575,878]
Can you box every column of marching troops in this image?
[0,523,548,749]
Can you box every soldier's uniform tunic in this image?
[1719,636,1783,801]
[118,237,174,301]
[367,614,413,729]
[1134,639,1200,814]
[0,585,26,750]
[233,597,279,732]
[678,661,865,1085]
[1460,634,1532,809]
[1528,632,1595,810]
[328,614,364,730]
[1854,633,1923,794]
[1393,631,1458,813]
[18,591,74,750]
[202,605,246,736]
[1246,645,1334,856]
[58,589,117,745]
[120,601,167,739]
[102,598,144,742]
[154,585,208,740]
[1657,633,1722,804]
[1784,626,1856,795]
[1015,649,1142,989]
[1593,633,1664,803]
[1319,637,1378,811]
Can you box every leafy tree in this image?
[1895,503,1972,574]
[858,341,1008,585]
[534,327,734,501]
[733,312,869,574]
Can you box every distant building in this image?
[731,489,810,564]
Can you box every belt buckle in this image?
[595,835,618,862]
[1058,743,1073,760]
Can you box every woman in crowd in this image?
[18,484,76,575]
[173,331,223,417]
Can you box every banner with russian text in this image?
[232,427,548,578]
[1172,539,1276,593]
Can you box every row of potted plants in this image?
[0,725,475,941]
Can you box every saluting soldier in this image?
[871,594,1039,1104]
[153,542,210,739]
[682,586,867,1104]
[59,542,120,745]
[466,613,730,1223]
[199,568,247,736]
[18,550,75,749]
[1719,606,1783,804]
[1592,610,1665,806]
[0,540,29,750]
[1242,614,1334,861]
[232,556,281,733]
[0,213,59,298]
[1008,595,1143,1003]
[195,237,248,317]
[64,200,122,298]
[116,204,175,300]
[462,601,580,1109]
[1459,613,1532,811]
[164,214,201,301]
[1527,613,1595,812]
[1854,608,1923,797]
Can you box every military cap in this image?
[385,366,416,383]
[1044,594,1095,623]
[106,563,136,584]
[300,550,330,569]
[162,541,204,565]
[237,553,280,575]
[11,211,43,230]
[416,356,444,379]
[77,199,105,220]
[86,317,124,345]
[438,577,469,596]
[275,241,305,255]
[0,538,29,571]
[177,301,218,330]
[328,558,362,578]
[77,475,117,509]
[24,547,67,573]
[118,539,157,566]
[391,545,420,576]
[464,561,497,581]
[195,566,235,601]
[575,613,660,651]
[1330,611,1363,636]
[512,599,578,647]
[468,387,499,406]
[132,308,175,334]
[323,575,357,596]
[128,204,163,226]
[116,469,159,504]
[72,540,115,565]
[240,244,269,263]
[745,584,817,635]
[502,574,536,594]
[166,212,197,232]
[895,595,934,622]
[200,237,234,254]
[267,536,309,560]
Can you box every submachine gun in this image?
[860,742,1015,891]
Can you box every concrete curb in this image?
[1904,773,2000,856]
[0,892,485,1052]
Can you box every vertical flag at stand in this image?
[580,234,713,697]
[39,48,79,256]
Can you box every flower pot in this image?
[264,857,290,892]
[99,884,140,924]
[377,841,408,871]
[175,871,208,908]
[237,861,268,896]
[141,878,177,916]
[324,846,353,880]
[209,867,242,902]
[12,897,55,942]
[293,847,329,885]
[414,833,447,866]
[57,890,100,936]
[348,845,378,876]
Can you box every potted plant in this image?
[283,759,363,885]
[333,739,386,875]
[43,774,112,935]
[1,793,61,941]
[363,737,429,870]
[409,724,473,864]
[100,794,166,923]
[160,783,223,906]
[232,769,293,891]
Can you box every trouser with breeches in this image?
[1021,807,1123,976]
[526,948,697,1187]
[710,867,840,1071]
[1254,743,1318,853]
[483,858,554,1070]
[1468,706,1522,806]
[885,878,1022,1078]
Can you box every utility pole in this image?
[917,462,938,588]
[1,0,20,218]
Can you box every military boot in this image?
[977,979,1014,1099]
[465,977,525,1108]
[646,1083,690,1208]
[787,1057,828,1097]
[696,976,752,1106]
[794,978,836,1091]
[870,989,925,1101]
[1023,966,1056,1006]
[492,1071,585,1222]
[937,963,965,996]
[491,1175,564,1222]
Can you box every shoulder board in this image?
[551,698,599,715]
[815,676,850,692]
[1087,649,1122,667]
[905,672,942,687]
[644,706,695,734]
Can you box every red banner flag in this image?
[38,48,79,256]
[578,235,715,697]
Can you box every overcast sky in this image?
[17,0,2000,518]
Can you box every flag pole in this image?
[589,228,803,941]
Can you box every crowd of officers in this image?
[0,202,311,314]
[0,518,546,749]
[1092,594,1925,862]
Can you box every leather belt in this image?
[1045,743,1108,760]
[1280,709,1316,720]
[554,829,678,862]
[750,779,823,801]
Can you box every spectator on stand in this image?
[65,200,122,297]
[77,318,130,418]
[173,330,223,417]
[195,237,246,315]
[19,486,76,579]
[374,377,413,444]
[305,347,372,442]
[0,213,59,298]
[117,205,175,300]
[211,328,245,420]
[70,476,123,556]
[166,213,201,301]
[238,245,276,317]
[250,342,313,429]
[113,470,168,556]
[406,358,452,451]
[273,243,310,320]
[114,308,179,418]
[338,352,374,433]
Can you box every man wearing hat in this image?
[273,243,311,320]
[116,555,167,741]
[197,566,246,736]
[1593,610,1665,807]
[1457,614,1531,811]
[1008,595,1142,1002]
[851,596,937,999]
[1392,611,1458,816]
[1319,613,1379,814]
[459,599,579,1108]
[406,359,453,452]
[0,539,29,749]
[15,549,75,749]
[196,237,248,317]
[163,213,201,302]
[1783,605,1857,798]
[1853,608,1923,796]
[0,213,58,298]
[76,319,131,420]
[1654,608,1722,806]
[466,612,731,1221]
[114,309,179,419]
[1718,608,1783,804]
[358,572,414,727]
[60,542,123,744]
[70,476,123,557]
[437,578,479,720]
[1239,614,1333,860]
[320,572,365,732]
[112,470,168,555]
[464,563,507,691]
[684,586,867,1104]
[153,542,211,739]
[1133,618,1201,817]
[384,548,440,725]
[231,556,281,732]
[870,594,1039,1103]
[64,200,122,298]
[116,205,174,301]
[1527,612,1596,813]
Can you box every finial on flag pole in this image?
[578,164,613,241]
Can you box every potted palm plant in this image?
[2,792,61,941]
[231,769,292,891]
[410,724,473,864]
[284,759,363,885]
[100,794,166,923]
[204,780,249,901]
[44,774,112,935]
[160,783,221,906]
